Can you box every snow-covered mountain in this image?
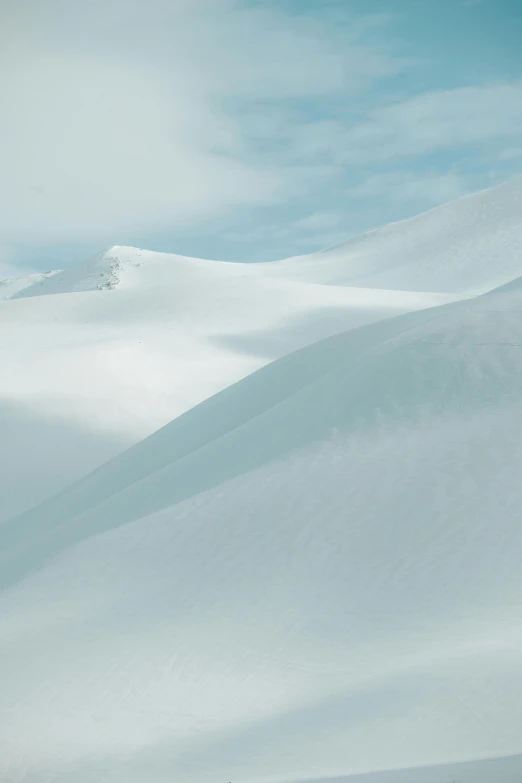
[0,249,459,520]
[2,176,522,783]
[3,177,522,520]
[275,175,522,293]
[0,270,59,300]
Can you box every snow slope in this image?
[276,175,522,293]
[2,177,522,781]
[0,176,520,518]
[0,270,58,300]
[8,175,522,302]
[1,176,520,448]
[0,251,459,519]
[2,245,452,444]
[3,270,522,782]
[0,256,452,524]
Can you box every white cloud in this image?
[1,54,280,239]
[350,171,467,206]
[0,0,401,254]
[341,81,522,163]
[498,148,522,161]
[287,82,522,167]
[222,209,349,253]
[3,0,519,265]
[291,212,346,232]
[0,248,36,280]
[223,168,471,254]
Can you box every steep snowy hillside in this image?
[0,256,459,520]
[0,269,58,300]
[0,176,521,535]
[8,175,522,302]
[276,175,522,293]
[3,274,522,782]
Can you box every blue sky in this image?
[1,0,521,273]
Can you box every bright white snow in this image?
[0,269,59,300]
[2,176,522,783]
[0,243,461,519]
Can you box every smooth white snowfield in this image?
[0,270,58,300]
[7,185,504,523]
[1,176,521,519]
[274,174,522,293]
[2,176,522,782]
[0,258,455,523]
[4,268,522,779]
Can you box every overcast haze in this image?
[1,0,522,274]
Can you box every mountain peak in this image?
[6,175,522,302]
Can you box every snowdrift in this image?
[0,270,59,300]
[3,271,522,781]
[2,177,522,782]
[7,175,522,301]
[1,177,520,518]
[275,175,522,293]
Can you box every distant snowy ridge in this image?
[276,175,522,293]
[0,269,59,300]
[5,174,522,302]
[10,247,127,298]
[0,176,521,520]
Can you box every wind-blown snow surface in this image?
[277,175,522,294]
[1,201,476,519]
[2,177,522,782]
[1,177,520,516]
[0,270,59,300]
